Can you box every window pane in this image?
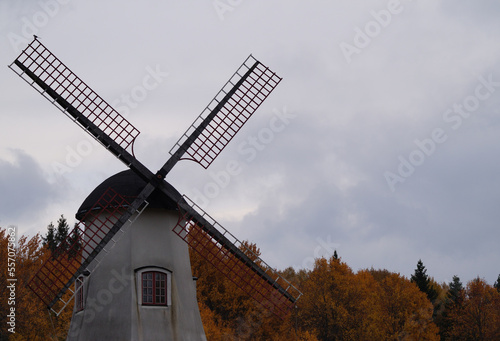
[142,272,154,304]
[154,272,166,305]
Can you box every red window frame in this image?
[142,271,167,306]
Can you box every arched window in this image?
[135,267,171,307]
[142,271,167,305]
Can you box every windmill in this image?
[9,37,301,339]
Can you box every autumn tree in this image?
[298,256,363,340]
[379,273,439,340]
[297,258,439,340]
[190,232,285,340]
[447,277,500,340]
[0,227,72,340]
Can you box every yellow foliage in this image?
[2,226,498,340]
[447,277,500,340]
[0,228,72,340]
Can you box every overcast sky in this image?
[1,0,500,285]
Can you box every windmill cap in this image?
[76,169,181,221]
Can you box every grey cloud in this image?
[0,149,61,225]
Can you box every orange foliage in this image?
[378,272,439,340]
[447,277,500,340]
[193,253,438,341]
[278,257,438,341]
[0,227,72,340]
[2,225,499,340]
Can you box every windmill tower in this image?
[66,170,206,340]
[9,37,301,340]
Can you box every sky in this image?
[1,0,500,286]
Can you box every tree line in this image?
[193,247,500,340]
[1,218,499,340]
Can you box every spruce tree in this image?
[447,275,463,305]
[55,215,69,246]
[67,223,82,259]
[42,215,71,256]
[410,259,438,302]
[438,275,464,340]
[42,222,57,252]
[494,274,500,293]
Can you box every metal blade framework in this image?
[174,196,302,319]
[11,38,301,317]
[9,38,153,180]
[28,187,147,314]
[9,38,140,154]
[167,55,282,170]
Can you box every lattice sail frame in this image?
[170,55,282,169]
[174,196,302,319]
[9,38,140,154]
[28,188,146,314]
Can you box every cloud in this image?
[0,149,63,226]
[1,1,500,286]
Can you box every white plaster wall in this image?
[66,208,206,341]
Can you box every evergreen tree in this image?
[494,274,500,293]
[333,250,338,260]
[411,259,438,303]
[438,275,465,340]
[42,215,71,256]
[67,224,82,259]
[42,222,57,252]
[55,215,69,246]
[447,275,463,304]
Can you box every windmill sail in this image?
[9,38,139,153]
[174,196,301,319]
[8,38,150,179]
[28,187,148,313]
[166,55,281,170]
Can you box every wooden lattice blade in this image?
[28,186,150,313]
[9,38,156,183]
[9,38,139,153]
[164,55,282,173]
[173,195,302,319]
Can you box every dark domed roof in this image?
[76,170,180,220]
